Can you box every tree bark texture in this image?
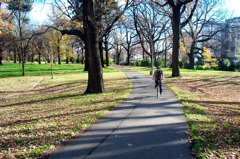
[81,47,84,64]
[14,51,17,63]
[0,47,3,65]
[99,40,104,67]
[171,7,181,77]
[84,0,104,93]
[84,48,89,71]
[18,51,21,63]
[21,46,25,76]
[189,42,195,69]
[58,50,61,64]
[66,56,69,64]
[127,49,130,65]
[116,46,120,65]
[104,36,109,66]
[38,53,41,64]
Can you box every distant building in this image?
[221,17,240,60]
[202,17,240,61]
[200,20,222,59]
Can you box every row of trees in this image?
[111,0,226,70]
[0,0,228,94]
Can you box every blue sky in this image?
[29,0,240,24]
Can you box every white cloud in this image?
[224,0,240,16]
[30,3,52,24]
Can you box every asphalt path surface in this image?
[49,67,193,159]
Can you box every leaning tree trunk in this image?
[171,7,181,77]
[84,0,104,93]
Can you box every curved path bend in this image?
[50,67,193,159]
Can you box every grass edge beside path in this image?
[123,66,240,159]
[164,84,215,159]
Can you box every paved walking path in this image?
[50,67,193,159]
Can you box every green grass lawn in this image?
[124,66,240,159]
[0,62,118,78]
[0,63,131,158]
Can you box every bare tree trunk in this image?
[14,50,17,63]
[53,55,56,64]
[142,49,145,59]
[18,50,21,63]
[164,36,167,67]
[57,46,61,64]
[18,10,25,76]
[150,39,155,75]
[99,40,104,67]
[72,57,75,64]
[66,56,69,64]
[164,48,167,68]
[189,43,195,69]
[21,47,25,76]
[84,0,104,93]
[116,45,120,65]
[31,53,34,63]
[104,36,109,66]
[81,47,84,64]
[116,54,120,65]
[127,49,130,65]
[38,52,41,64]
[84,48,88,71]
[58,52,61,64]
[0,47,3,65]
[171,7,181,77]
[50,51,53,79]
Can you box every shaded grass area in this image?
[124,66,240,159]
[0,64,131,158]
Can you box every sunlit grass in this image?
[0,62,119,78]
[124,66,240,77]
[0,64,131,158]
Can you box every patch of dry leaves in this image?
[168,74,240,158]
[0,73,131,158]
